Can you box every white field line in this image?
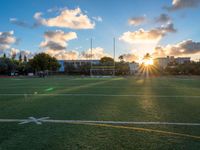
[43,120,200,126]
[0,86,197,89]
[0,93,200,98]
[0,118,200,126]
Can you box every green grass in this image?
[0,76,200,150]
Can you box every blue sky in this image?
[0,0,200,61]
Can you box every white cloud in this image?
[40,30,78,60]
[34,7,95,29]
[119,23,176,57]
[44,47,110,60]
[120,29,163,44]
[119,54,138,62]
[3,48,33,59]
[44,49,79,60]
[128,16,146,26]
[80,47,111,60]
[153,40,200,57]
[9,48,20,56]
[0,31,16,50]
[165,0,200,11]
[120,23,176,45]
[40,30,77,50]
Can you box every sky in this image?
[0,0,200,62]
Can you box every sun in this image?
[143,59,153,66]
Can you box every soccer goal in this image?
[90,66,115,77]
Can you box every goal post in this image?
[89,37,116,77]
[90,66,115,77]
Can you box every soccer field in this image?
[0,76,200,150]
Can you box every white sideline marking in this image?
[0,86,196,89]
[0,93,200,98]
[0,117,200,126]
[44,120,200,126]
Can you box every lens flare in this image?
[143,59,153,66]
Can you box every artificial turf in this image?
[0,76,200,150]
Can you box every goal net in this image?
[90,66,115,77]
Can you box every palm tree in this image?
[143,53,151,60]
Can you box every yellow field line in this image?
[71,122,200,140]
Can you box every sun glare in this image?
[143,59,153,66]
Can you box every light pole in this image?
[90,38,93,77]
[113,37,116,76]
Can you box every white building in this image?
[129,62,139,74]
[154,56,191,69]
[154,58,169,69]
[175,57,191,64]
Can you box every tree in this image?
[164,61,200,75]
[0,58,8,74]
[100,57,114,65]
[24,55,27,62]
[29,53,60,72]
[0,58,18,74]
[19,53,22,62]
[3,53,6,58]
[143,53,151,60]
[118,55,124,62]
[11,53,16,60]
[115,62,130,75]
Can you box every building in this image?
[58,60,65,72]
[58,60,100,72]
[175,57,191,64]
[154,56,191,69]
[153,56,173,69]
[129,62,139,74]
[65,60,99,68]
